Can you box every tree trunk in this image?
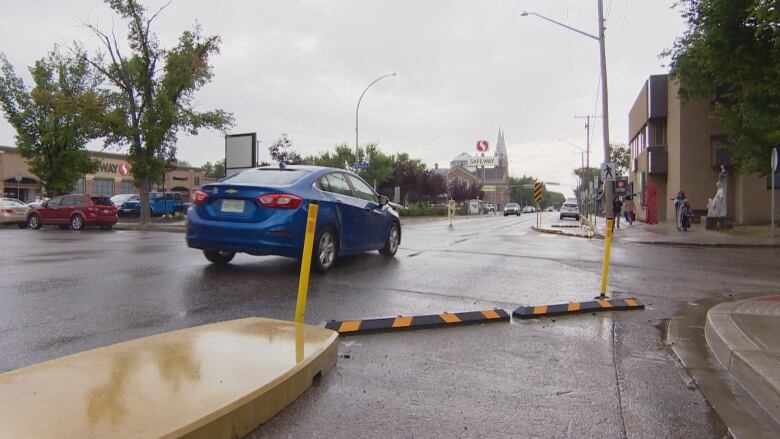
[139,175,151,226]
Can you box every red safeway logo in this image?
[119,163,130,176]
[476,140,489,152]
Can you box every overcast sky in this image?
[0,1,686,196]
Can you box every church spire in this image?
[495,126,507,160]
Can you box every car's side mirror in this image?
[41,201,48,208]
[378,195,389,206]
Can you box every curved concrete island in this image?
[0,318,338,438]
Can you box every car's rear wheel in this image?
[379,222,400,257]
[313,227,338,273]
[203,250,235,265]
[28,214,41,229]
[70,215,84,231]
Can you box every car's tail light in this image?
[192,190,209,205]
[257,194,303,209]
[1,208,13,214]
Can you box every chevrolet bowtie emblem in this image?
[225,188,238,194]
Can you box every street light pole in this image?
[355,73,397,169]
[523,0,614,298]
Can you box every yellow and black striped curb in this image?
[324,308,510,335]
[512,298,644,319]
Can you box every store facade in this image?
[0,146,210,202]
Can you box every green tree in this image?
[667,0,780,174]
[84,0,234,224]
[268,132,302,164]
[358,143,393,189]
[201,159,225,178]
[609,143,630,176]
[0,48,105,196]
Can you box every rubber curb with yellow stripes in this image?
[324,308,510,335]
[513,298,644,319]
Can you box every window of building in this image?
[194,176,200,186]
[92,178,114,197]
[73,178,85,194]
[652,120,666,146]
[120,180,135,194]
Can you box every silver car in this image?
[0,198,30,228]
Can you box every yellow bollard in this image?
[295,201,319,324]
[599,218,614,298]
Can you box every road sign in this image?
[14,172,22,182]
[615,177,628,195]
[534,181,543,203]
[773,147,778,173]
[601,162,616,181]
[476,140,489,152]
[467,156,497,167]
[482,185,496,192]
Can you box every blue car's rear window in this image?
[224,169,310,185]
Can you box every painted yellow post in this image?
[599,218,615,297]
[295,201,319,324]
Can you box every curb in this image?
[114,223,186,233]
[705,296,780,425]
[324,308,510,335]
[512,298,644,319]
[531,225,603,240]
[625,239,780,248]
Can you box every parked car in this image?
[110,193,137,207]
[522,205,535,214]
[186,165,401,272]
[559,202,581,221]
[27,194,117,230]
[0,198,30,228]
[26,198,48,208]
[118,192,184,217]
[484,203,496,213]
[503,203,521,216]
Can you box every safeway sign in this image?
[467,155,497,167]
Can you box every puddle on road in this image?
[512,313,613,342]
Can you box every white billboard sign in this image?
[467,156,497,167]
[482,185,496,192]
[225,133,257,177]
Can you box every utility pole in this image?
[576,114,594,220]
[597,0,612,222]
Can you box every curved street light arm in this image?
[521,11,598,41]
[355,72,397,168]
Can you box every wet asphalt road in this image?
[3,214,780,438]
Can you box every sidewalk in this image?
[531,214,597,239]
[706,295,780,426]
[592,217,779,247]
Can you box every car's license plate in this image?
[102,209,110,214]
[221,199,245,213]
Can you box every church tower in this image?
[495,126,508,174]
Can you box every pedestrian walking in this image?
[612,196,623,230]
[673,191,686,231]
[625,197,635,225]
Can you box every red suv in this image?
[27,194,118,230]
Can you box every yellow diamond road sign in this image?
[534,181,543,203]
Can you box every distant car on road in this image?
[559,202,580,221]
[186,165,401,272]
[0,198,30,228]
[118,192,184,217]
[27,195,117,230]
[503,203,521,216]
[522,205,535,214]
[110,193,137,208]
[484,203,496,213]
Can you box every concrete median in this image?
[0,317,337,439]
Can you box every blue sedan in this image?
[186,165,401,271]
